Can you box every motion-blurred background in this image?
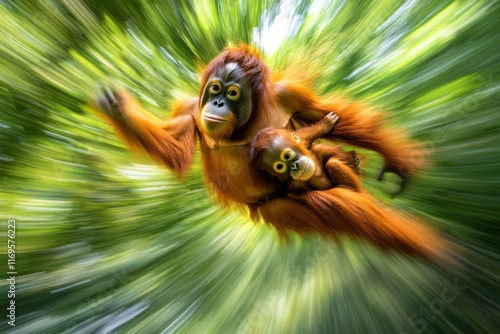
[0,0,499,333]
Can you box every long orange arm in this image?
[277,81,424,179]
[93,89,198,176]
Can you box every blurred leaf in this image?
[0,0,499,333]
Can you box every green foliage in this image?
[0,0,499,333]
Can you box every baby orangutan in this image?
[250,113,457,263]
[250,112,362,193]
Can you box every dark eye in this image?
[274,162,286,173]
[281,149,296,161]
[209,81,222,94]
[227,85,241,101]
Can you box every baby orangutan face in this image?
[252,129,317,181]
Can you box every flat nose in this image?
[213,100,224,107]
[291,162,298,171]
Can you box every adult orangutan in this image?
[93,44,450,260]
[250,115,451,260]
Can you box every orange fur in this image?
[252,128,450,261]
[258,189,452,261]
[277,83,425,177]
[94,44,450,261]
